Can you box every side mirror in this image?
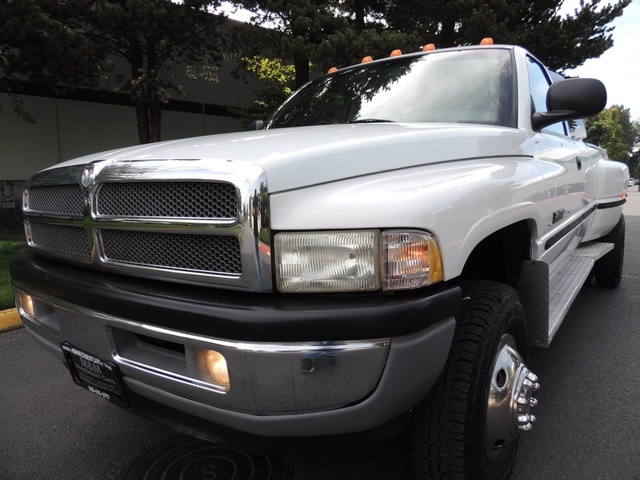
[248,120,264,130]
[532,78,606,132]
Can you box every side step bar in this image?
[518,241,613,347]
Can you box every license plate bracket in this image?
[61,342,127,407]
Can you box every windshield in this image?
[265,48,514,129]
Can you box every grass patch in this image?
[0,232,26,310]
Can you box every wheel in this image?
[409,281,540,480]
[594,214,625,288]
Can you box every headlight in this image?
[274,229,443,293]
[275,230,380,293]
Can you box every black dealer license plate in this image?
[61,342,127,407]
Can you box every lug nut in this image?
[519,423,533,432]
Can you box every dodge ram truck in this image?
[11,42,629,479]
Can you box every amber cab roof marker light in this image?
[390,49,403,57]
[423,43,436,51]
[480,37,494,45]
[361,56,373,64]
[327,67,338,74]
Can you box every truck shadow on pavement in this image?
[121,433,411,480]
[121,435,293,480]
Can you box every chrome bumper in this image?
[14,283,456,438]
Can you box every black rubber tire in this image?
[409,281,528,480]
[594,214,625,288]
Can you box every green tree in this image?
[0,0,103,121]
[227,0,419,88]
[381,0,630,71]
[84,0,227,143]
[586,105,640,166]
[1,0,227,143]
[227,0,629,110]
[229,56,296,123]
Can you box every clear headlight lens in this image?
[275,229,443,293]
[275,230,380,293]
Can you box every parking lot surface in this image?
[2,192,640,479]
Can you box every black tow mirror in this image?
[532,78,606,132]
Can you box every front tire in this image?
[409,281,539,480]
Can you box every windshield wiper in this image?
[347,118,394,124]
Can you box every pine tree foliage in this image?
[226,0,420,88]
[229,0,630,90]
[381,0,630,71]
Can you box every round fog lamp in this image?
[19,291,35,318]
[204,350,230,390]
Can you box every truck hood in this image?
[48,123,531,193]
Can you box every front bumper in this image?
[11,252,459,445]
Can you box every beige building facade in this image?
[1,60,256,207]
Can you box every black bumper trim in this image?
[597,197,627,209]
[11,252,461,341]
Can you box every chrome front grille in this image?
[22,160,272,291]
[28,222,91,260]
[27,185,84,216]
[95,181,238,219]
[100,230,242,274]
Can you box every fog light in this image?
[204,350,230,391]
[18,291,35,318]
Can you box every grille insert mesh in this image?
[27,185,84,216]
[100,230,242,274]
[29,222,91,259]
[96,182,238,219]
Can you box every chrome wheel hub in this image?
[485,334,540,458]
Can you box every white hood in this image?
[47,123,531,193]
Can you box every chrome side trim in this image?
[133,323,389,353]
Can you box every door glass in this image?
[527,57,566,136]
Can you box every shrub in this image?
[0,208,22,232]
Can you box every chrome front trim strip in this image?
[22,159,273,292]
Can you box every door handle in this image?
[576,156,583,171]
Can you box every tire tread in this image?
[410,281,524,480]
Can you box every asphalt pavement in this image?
[2,192,640,480]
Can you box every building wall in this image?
[0,60,255,187]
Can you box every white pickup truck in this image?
[11,43,629,479]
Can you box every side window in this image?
[527,57,566,136]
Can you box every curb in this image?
[0,308,22,333]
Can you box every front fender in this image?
[269,157,546,280]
